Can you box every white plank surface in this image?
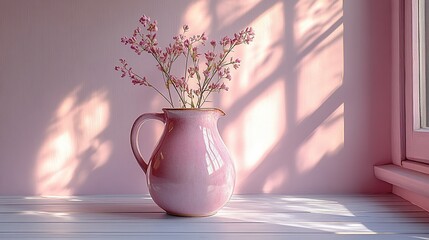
[0,194,428,239]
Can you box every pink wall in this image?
[0,0,392,196]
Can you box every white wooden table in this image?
[0,194,428,239]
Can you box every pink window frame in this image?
[404,0,429,165]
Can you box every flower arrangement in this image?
[115,15,255,108]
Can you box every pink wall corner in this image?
[0,0,392,196]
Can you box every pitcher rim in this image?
[162,108,225,116]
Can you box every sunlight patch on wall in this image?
[182,0,211,35]
[224,80,286,191]
[295,0,344,123]
[215,0,264,29]
[297,103,344,173]
[221,1,285,110]
[262,168,288,193]
[216,1,286,192]
[35,87,111,195]
[294,0,343,53]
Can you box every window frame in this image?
[405,0,429,165]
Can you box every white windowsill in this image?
[374,164,429,198]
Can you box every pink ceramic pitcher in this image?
[130,108,235,216]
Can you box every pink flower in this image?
[191,47,200,60]
[208,82,229,92]
[220,36,230,47]
[188,66,198,78]
[183,39,190,48]
[218,69,224,78]
[224,67,230,75]
[220,83,229,91]
[147,21,158,32]
[114,64,127,78]
[133,27,141,37]
[233,58,241,69]
[129,36,136,44]
[132,76,149,86]
[139,15,150,26]
[170,76,188,90]
[193,89,201,96]
[232,27,255,45]
[203,69,210,78]
[205,51,216,62]
[245,27,255,43]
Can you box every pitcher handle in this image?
[130,113,165,174]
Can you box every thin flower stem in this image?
[196,43,236,107]
[155,54,187,108]
[139,38,176,107]
[131,71,174,106]
[151,85,174,106]
[168,52,189,107]
[184,47,190,98]
[200,89,214,107]
[199,72,230,107]
[158,63,174,108]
